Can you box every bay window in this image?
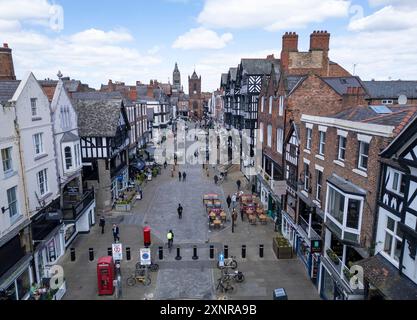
[326,184,364,236]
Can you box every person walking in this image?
[231,193,237,209]
[167,230,174,251]
[182,172,187,182]
[232,208,238,226]
[164,161,167,169]
[226,195,232,209]
[178,171,182,182]
[177,204,183,219]
[112,224,120,243]
[214,175,218,185]
[236,179,241,191]
[240,208,244,222]
[99,216,105,234]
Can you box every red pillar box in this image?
[143,226,151,247]
[97,256,115,296]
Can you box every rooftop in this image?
[322,76,365,96]
[0,80,20,103]
[363,80,417,99]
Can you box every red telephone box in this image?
[97,256,115,295]
[143,226,151,247]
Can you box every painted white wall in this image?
[13,73,59,217]
[50,79,82,187]
[0,101,27,238]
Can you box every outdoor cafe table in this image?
[256,207,264,215]
[203,193,219,201]
[258,214,267,224]
[213,219,222,229]
[240,194,253,204]
[220,211,227,221]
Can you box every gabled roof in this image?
[363,80,417,99]
[74,99,125,137]
[220,73,228,87]
[229,68,237,82]
[190,70,199,80]
[322,76,365,96]
[240,58,280,75]
[332,105,417,136]
[285,76,306,94]
[72,91,123,101]
[0,80,20,103]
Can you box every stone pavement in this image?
[59,122,320,300]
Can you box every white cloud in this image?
[70,28,134,45]
[172,27,233,50]
[348,5,417,31]
[368,0,417,8]
[197,0,350,31]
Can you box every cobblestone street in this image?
[60,126,319,300]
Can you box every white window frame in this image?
[358,141,369,171]
[388,169,405,195]
[338,135,347,161]
[325,184,364,236]
[1,147,13,173]
[279,96,284,116]
[7,186,19,220]
[33,133,44,155]
[267,124,272,148]
[277,128,283,154]
[261,96,265,113]
[319,131,326,156]
[379,212,402,266]
[37,169,49,196]
[31,98,37,117]
[259,122,264,143]
[268,96,273,114]
[306,128,312,150]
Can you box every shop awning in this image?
[356,254,417,300]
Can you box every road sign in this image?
[140,248,151,265]
[218,253,224,267]
[112,243,123,261]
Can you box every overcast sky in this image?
[1,0,416,93]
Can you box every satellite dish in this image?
[398,94,408,105]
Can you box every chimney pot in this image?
[3,43,8,48]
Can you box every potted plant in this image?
[272,236,293,259]
[326,249,340,265]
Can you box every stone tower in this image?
[188,70,203,120]
[0,43,16,80]
[173,62,181,92]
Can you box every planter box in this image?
[115,203,131,212]
[272,237,293,259]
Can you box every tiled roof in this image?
[74,99,123,137]
[332,105,417,135]
[221,73,228,86]
[363,80,417,99]
[322,76,365,95]
[285,76,306,93]
[240,58,280,75]
[229,68,237,82]
[39,80,58,101]
[72,91,123,101]
[0,80,20,103]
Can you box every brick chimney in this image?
[0,43,16,80]
[281,32,298,72]
[342,86,366,107]
[310,30,330,52]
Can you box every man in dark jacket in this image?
[178,171,182,181]
[226,195,232,209]
[182,172,187,182]
[99,216,105,234]
[236,179,241,191]
[177,204,183,219]
[112,224,120,242]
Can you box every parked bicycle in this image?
[135,262,159,273]
[222,269,245,283]
[217,256,238,269]
[216,277,234,293]
[127,273,151,286]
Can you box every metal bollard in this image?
[175,247,182,260]
[158,246,163,260]
[70,248,76,261]
[126,247,131,261]
[242,245,246,259]
[209,245,214,259]
[108,247,112,256]
[259,244,264,258]
[224,245,229,259]
[89,248,94,261]
[192,246,199,260]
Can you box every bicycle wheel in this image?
[235,273,245,283]
[127,276,136,287]
[230,260,238,269]
[136,262,146,270]
[225,283,234,293]
[144,276,151,286]
[150,263,159,272]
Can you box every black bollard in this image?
[89,248,94,261]
[126,247,131,261]
[108,247,112,256]
[158,246,163,260]
[70,248,76,261]
[209,245,214,259]
[175,247,182,260]
[224,245,229,259]
[192,246,199,260]
[242,245,246,259]
[259,244,264,258]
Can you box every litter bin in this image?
[273,288,288,300]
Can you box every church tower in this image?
[188,70,203,120]
[173,62,181,92]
